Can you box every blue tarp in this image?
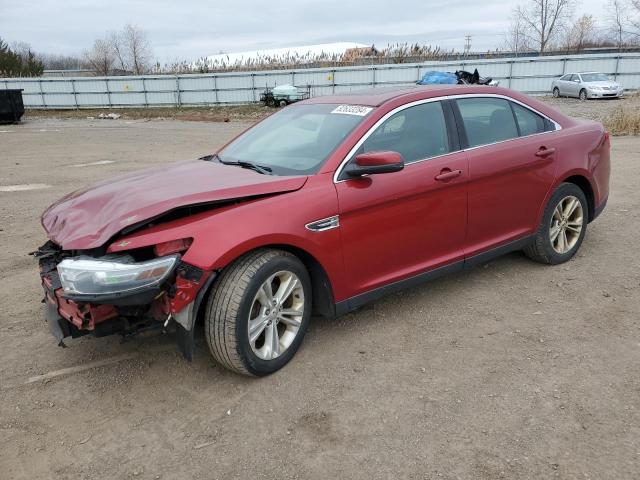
[416,71,458,85]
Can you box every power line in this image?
[464,35,472,55]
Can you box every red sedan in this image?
[35,85,610,375]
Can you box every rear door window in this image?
[455,98,519,147]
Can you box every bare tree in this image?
[84,38,114,76]
[123,24,152,74]
[107,24,152,74]
[630,0,640,39]
[608,0,628,48]
[39,53,85,70]
[503,13,532,55]
[108,30,128,71]
[563,14,597,51]
[10,41,32,59]
[511,0,577,52]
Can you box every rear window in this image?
[511,102,547,136]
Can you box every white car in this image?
[551,72,623,100]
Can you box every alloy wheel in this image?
[549,195,584,254]
[247,270,305,360]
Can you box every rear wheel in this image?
[579,89,588,101]
[205,249,311,376]
[553,87,560,98]
[524,183,588,265]
[278,99,288,107]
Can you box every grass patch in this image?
[25,105,273,123]
[604,107,640,136]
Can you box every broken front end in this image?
[33,239,214,359]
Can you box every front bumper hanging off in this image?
[34,241,214,359]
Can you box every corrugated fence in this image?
[2,53,640,109]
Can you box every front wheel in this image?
[524,183,588,265]
[579,89,588,101]
[205,249,311,376]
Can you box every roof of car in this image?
[300,84,507,107]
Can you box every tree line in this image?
[3,3,640,78]
[506,0,640,53]
[0,39,44,77]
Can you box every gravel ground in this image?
[541,94,639,122]
[0,98,639,480]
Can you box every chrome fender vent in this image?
[305,215,340,232]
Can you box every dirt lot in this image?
[1,98,639,480]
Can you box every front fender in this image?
[106,175,348,300]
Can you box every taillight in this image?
[154,238,193,257]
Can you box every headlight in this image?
[57,254,179,297]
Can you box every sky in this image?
[1,0,608,64]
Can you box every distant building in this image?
[343,46,378,61]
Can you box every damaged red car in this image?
[34,85,610,376]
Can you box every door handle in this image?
[434,169,462,181]
[535,146,556,158]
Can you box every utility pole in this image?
[464,35,472,57]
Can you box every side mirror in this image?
[345,151,404,177]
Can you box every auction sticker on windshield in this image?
[331,105,373,116]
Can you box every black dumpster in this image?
[0,89,25,123]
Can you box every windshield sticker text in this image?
[331,105,373,116]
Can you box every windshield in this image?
[581,73,610,82]
[219,103,371,175]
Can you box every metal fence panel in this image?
[334,68,373,86]
[255,72,292,88]
[146,91,176,105]
[2,53,639,109]
[568,57,618,74]
[41,80,73,93]
[4,79,36,92]
[291,71,328,87]
[375,66,419,84]
[618,57,640,73]
[76,93,110,106]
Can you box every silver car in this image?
[551,72,623,100]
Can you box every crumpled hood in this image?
[42,159,307,250]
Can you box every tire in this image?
[553,87,560,98]
[524,183,588,265]
[205,249,312,376]
[278,99,288,107]
[579,89,588,101]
